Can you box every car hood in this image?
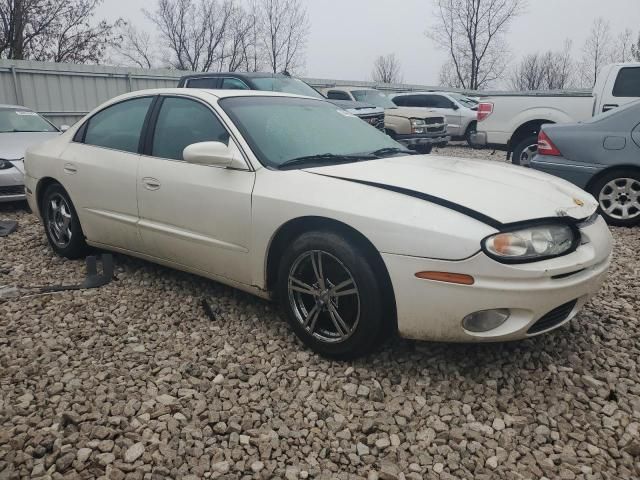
[0,132,60,160]
[385,106,441,119]
[328,99,383,113]
[304,155,597,226]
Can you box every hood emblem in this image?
[573,198,584,207]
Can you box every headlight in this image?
[0,159,14,170]
[482,223,579,263]
[410,118,426,134]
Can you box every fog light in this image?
[462,309,510,332]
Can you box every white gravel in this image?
[1,147,639,479]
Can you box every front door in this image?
[59,96,154,251]
[137,96,255,284]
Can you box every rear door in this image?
[60,96,154,251]
[600,66,640,113]
[137,95,255,283]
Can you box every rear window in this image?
[185,77,218,89]
[613,67,640,97]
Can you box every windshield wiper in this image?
[277,153,377,170]
[370,147,417,157]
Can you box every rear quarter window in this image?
[613,67,640,97]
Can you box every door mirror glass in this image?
[183,141,233,167]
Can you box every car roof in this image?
[94,88,325,110]
[181,72,290,80]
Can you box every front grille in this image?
[424,116,445,125]
[360,114,385,131]
[527,300,577,334]
[0,185,24,196]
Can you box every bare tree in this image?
[633,32,640,61]
[257,0,309,74]
[428,0,526,90]
[113,24,157,68]
[372,53,403,84]
[614,28,635,63]
[145,0,236,72]
[580,18,613,88]
[0,0,119,62]
[510,41,575,91]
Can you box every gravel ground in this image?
[1,146,639,480]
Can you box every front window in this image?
[0,108,58,133]
[351,90,397,109]
[220,96,405,169]
[251,76,325,99]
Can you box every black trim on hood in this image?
[312,174,503,229]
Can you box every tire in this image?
[511,134,538,166]
[588,170,640,227]
[277,230,388,359]
[416,144,433,154]
[41,183,88,259]
[464,122,477,147]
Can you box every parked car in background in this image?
[389,91,478,144]
[530,100,640,227]
[472,63,640,164]
[0,104,62,202]
[322,86,449,153]
[177,72,386,131]
[25,88,612,358]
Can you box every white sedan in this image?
[24,89,613,359]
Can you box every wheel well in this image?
[509,119,554,151]
[36,177,61,213]
[265,216,397,327]
[585,165,640,194]
[465,120,477,135]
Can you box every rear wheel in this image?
[42,184,88,259]
[277,231,388,359]
[589,170,640,227]
[512,134,538,166]
[464,122,477,146]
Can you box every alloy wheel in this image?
[46,193,73,248]
[519,144,537,167]
[287,250,360,343]
[598,178,640,220]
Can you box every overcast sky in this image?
[99,0,640,85]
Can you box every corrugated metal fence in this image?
[0,60,183,126]
[0,59,453,127]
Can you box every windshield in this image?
[252,77,325,99]
[449,93,478,109]
[220,96,406,169]
[351,90,397,109]
[0,108,58,133]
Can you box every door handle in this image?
[142,177,161,191]
[602,104,618,112]
[63,163,77,174]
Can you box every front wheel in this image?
[512,134,538,166]
[416,144,433,154]
[464,122,477,146]
[589,170,640,227]
[277,231,388,359]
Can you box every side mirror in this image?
[183,141,234,167]
[60,125,70,132]
[451,104,460,111]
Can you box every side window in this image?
[151,97,230,161]
[83,97,153,153]
[432,95,456,108]
[221,78,250,90]
[392,96,409,106]
[185,77,218,89]
[326,90,352,101]
[613,67,640,97]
